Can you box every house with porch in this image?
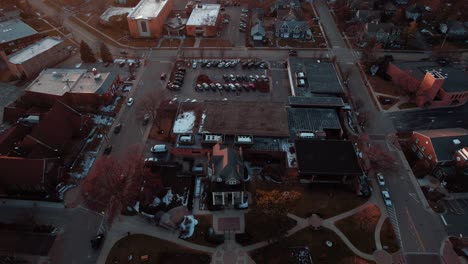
[208,143,249,208]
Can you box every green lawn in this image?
[380,218,400,253]
[251,228,375,264]
[184,215,217,247]
[335,204,381,254]
[105,234,211,264]
[256,182,368,219]
[238,209,297,246]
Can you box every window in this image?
[421,146,425,151]
[417,151,423,159]
[228,179,237,185]
[428,154,432,160]
[415,138,419,144]
[140,21,148,32]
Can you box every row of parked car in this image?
[239,9,248,32]
[195,82,256,92]
[193,59,240,69]
[223,73,269,83]
[166,68,186,90]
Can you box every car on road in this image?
[114,123,122,134]
[160,72,167,80]
[91,233,105,250]
[377,173,385,186]
[103,145,112,155]
[192,62,197,69]
[127,97,134,106]
[381,190,392,206]
[143,113,150,125]
[151,144,167,153]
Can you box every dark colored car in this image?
[289,50,297,56]
[143,113,150,125]
[114,123,122,134]
[91,234,105,250]
[103,145,112,155]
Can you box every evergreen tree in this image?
[100,43,113,63]
[80,40,96,63]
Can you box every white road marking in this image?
[409,192,420,204]
[440,215,448,226]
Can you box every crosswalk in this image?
[444,199,468,215]
[386,206,404,249]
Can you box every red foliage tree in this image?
[136,89,169,128]
[352,204,381,232]
[82,145,144,224]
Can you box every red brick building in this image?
[186,4,221,37]
[410,128,468,178]
[0,19,40,55]
[127,0,174,38]
[387,62,468,107]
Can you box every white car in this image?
[127,97,134,106]
[144,157,158,162]
[381,190,392,206]
[377,173,385,186]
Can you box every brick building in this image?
[127,0,173,38]
[410,128,468,179]
[387,62,468,107]
[4,37,71,79]
[186,4,220,37]
[0,19,39,55]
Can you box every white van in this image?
[151,144,167,153]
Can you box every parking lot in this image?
[164,59,291,103]
[218,4,247,47]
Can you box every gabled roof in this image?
[250,23,265,36]
[211,144,243,185]
[415,128,468,162]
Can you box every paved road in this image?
[0,203,102,264]
[314,0,447,256]
[387,103,468,131]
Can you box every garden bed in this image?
[335,204,381,254]
[106,234,211,264]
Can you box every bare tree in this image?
[136,89,169,128]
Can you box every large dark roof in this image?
[295,140,362,175]
[288,96,344,108]
[415,128,468,162]
[288,57,343,96]
[391,61,468,92]
[287,108,341,136]
[0,19,37,44]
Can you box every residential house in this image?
[386,61,468,107]
[410,128,468,179]
[405,5,423,21]
[275,10,312,40]
[0,19,39,55]
[208,143,249,208]
[3,37,71,79]
[364,22,402,46]
[251,22,265,41]
[127,0,174,38]
[185,4,221,37]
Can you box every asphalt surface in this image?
[0,203,102,264]
[387,103,468,131]
[314,0,447,255]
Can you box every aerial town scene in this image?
[0,0,467,263]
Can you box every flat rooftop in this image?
[287,107,342,135]
[295,139,362,175]
[100,7,132,22]
[288,57,344,96]
[173,101,289,137]
[186,4,220,26]
[392,61,468,93]
[128,0,170,19]
[0,19,37,44]
[26,69,115,96]
[288,96,345,108]
[8,37,63,64]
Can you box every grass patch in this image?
[160,39,181,48]
[368,76,405,96]
[199,39,232,47]
[239,209,296,246]
[183,37,196,47]
[380,218,400,253]
[106,234,211,264]
[255,181,368,219]
[251,228,375,264]
[398,102,417,109]
[184,215,217,247]
[335,204,381,254]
